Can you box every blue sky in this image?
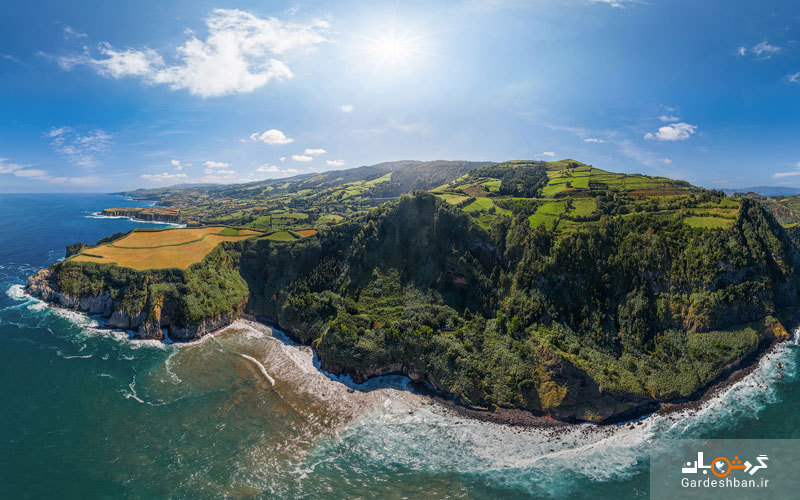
[1,0,800,192]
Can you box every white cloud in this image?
[57,9,328,97]
[658,114,680,122]
[788,72,800,84]
[738,40,781,59]
[256,164,299,177]
[291,154,313,162]
[1,54,22,64]
[752,40,781,58]
[279,156,286,162]
[141,172,188,182]
[63,26,88,39]
[644,122,697,141]
[583,138,605,143]
[171,159,190,170]
[203,160,234,175]
[303,148,326,155]
[659,158,672,165]
[539,151,556,157]
[248,129,293,145]
[588,0,637,7]
[386,119,430,134]
[773,162,800,178]
[0,157,100,185]
[45,126,111,168]
[326,159,345,167]
[339,104,354,113]
[204,160,230,169]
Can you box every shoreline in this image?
[14,285,798,429]
[85,212,186,227]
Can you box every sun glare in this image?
[371,34,416,64]
[352,25,436,75]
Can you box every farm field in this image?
[71,227,262,270]
[431,159,736,234]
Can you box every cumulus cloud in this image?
[303,148,326,155]
[279,156,286,162]
[326,159,345,167]
[248,129,293,145]
[644,122,697,141]
[141,172,188,182]
[45,126,111,168]
[203,160,235,175]
[583,138,605,143]
[339,104,354,113]
[658,114,680,122]
[57,9,328,97]
[539,152,556,157]
[171,159,191,170]
[256,164,300,176]
[204,160,229,169]
[291,154,313,162]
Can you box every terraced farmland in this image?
[431,159,735,234]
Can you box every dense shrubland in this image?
[228,193,798,420]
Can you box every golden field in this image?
[71,227,262,270]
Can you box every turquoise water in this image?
[0,194,798,499]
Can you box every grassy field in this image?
[317,214,344,225]
[71,227,262,270]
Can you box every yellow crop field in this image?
[70,227,262,270]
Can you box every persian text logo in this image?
[681,451,769,478]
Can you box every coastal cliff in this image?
[26,244,248,341]
[100,207,183,224]
[26,191,800,422]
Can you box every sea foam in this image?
[313,327,800,496]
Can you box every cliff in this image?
[26,192,800,422]
[26,244,248,341]
[100,207,183,223]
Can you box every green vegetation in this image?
[263,231,298,242]
[33,159,800,422]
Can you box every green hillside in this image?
[27,159,800,423]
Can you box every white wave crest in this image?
[315,328,800,495]
[239,354,276,386]
[84,212,186,227]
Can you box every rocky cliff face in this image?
[100,207,182,223]
[25,266,246,342]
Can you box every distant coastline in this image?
[86,211,186,227]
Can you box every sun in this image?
[351,25,436,74]
[370,33,417,65]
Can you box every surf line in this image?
[209,335,276,387]
[238,354,276,386]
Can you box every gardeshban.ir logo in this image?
[682,451,769,478]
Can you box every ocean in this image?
[0,193,798,499]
